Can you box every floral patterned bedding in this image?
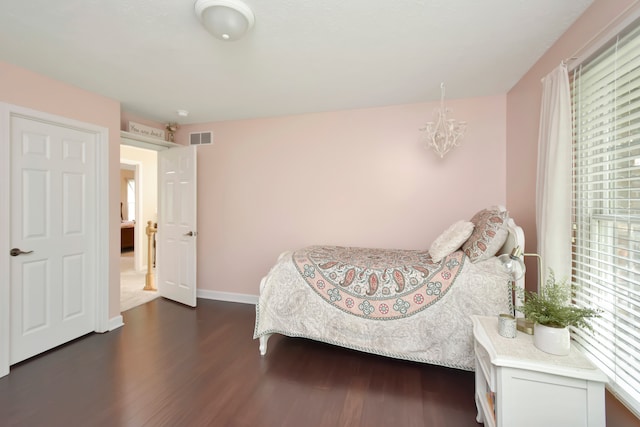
[254,246,512,371]
[292,246,465,320]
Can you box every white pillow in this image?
[429,220,475,263]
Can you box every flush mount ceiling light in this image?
[195,0,255,41]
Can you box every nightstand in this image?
[471,315,607,427]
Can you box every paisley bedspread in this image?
[254,247,512,371]
[292,246,464,320]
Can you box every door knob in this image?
[10,248,34,256]
[184,231,197,237]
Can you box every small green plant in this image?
[516,270,601,330]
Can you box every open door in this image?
[156,146,197,307]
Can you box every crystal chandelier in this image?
[420,83,467,158]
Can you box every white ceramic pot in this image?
[533,323,571,356]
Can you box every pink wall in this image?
[506,0,636,290]
[0,61,123,319]
[176,96,507,297]
[2,0,627,314]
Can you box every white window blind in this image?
[571,20,640,417]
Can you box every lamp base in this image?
[517,318,535,335]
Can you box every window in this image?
[126,178,136,222]
[571,20,640,416]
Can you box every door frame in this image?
[0,103,110,377]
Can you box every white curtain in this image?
[536,63,572,289]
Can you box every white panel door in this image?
[157,146,197,307]
[10,116,97,364]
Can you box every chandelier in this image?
[420,83,467,158]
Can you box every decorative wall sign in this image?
[128,121,166,140]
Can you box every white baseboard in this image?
[108,315,124,331]
[197,289,258,305]
[107,292,256,332]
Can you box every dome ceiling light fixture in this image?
[194,0,255,42]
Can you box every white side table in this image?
[472,315,608,427]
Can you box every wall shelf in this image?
[120,131,180,151]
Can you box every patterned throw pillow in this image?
[429,220,475,263]
[462,208,509,263]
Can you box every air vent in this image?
[189,131,213,145]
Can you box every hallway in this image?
[120,250,158,312]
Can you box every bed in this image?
[253,206,524,371]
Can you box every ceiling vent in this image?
[189,131,213,145]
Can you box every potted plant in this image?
[517,270,601,355]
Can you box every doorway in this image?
[119,146,158,311]
[119,132,198,309]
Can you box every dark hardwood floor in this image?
[0,299,638,427]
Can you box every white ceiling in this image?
[0,0,594,124]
